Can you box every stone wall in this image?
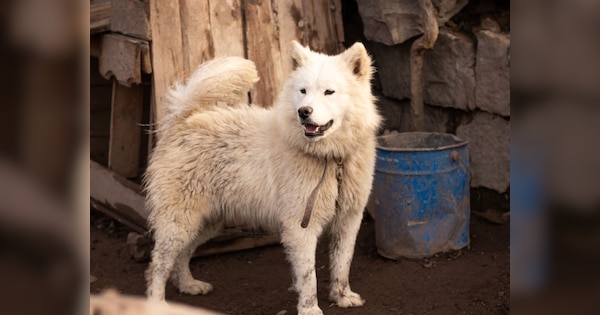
[345,0,510,194]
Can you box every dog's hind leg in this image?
[328,211,365,308]
[282,226,324,315]
[170,224,221,295]
[146,204,206,301]
[146,226,192,301]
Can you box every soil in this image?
[90,210,509,315]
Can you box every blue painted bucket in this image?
[371,132,470,259]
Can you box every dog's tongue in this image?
[304,124,320,133]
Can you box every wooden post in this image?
[244,0,283,107]
[274,0,306,76]
[302,0,344,55]
[108,81,143,178]
[410,0,439,132]
[149,0,185,125]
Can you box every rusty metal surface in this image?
[372,132,470,259]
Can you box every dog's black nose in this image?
[298,106,313,119]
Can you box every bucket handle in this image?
[451,150,472,185]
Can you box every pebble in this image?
[276,310,287,315]
[422,260,435,268]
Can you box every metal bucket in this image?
[371,132,470,259]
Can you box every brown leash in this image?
[300,158,344,228]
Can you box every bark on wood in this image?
[108,81,143,178]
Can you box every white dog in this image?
[144,41,381,315]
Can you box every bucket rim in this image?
[376,132,468,152]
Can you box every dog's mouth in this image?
[302,120,334,138]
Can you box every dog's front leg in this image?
[282,227,323,315]
[328,211,365,308]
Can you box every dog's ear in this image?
[291,40,310,69]
[340,42,373,83]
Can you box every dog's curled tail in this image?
[160,57,259,128]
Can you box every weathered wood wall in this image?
[150,0,344,125]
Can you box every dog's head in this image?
[277,41,380,157]
[286,41,374,141]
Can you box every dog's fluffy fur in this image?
[145,41,381,315]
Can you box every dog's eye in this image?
[300,88,306,94]
[324,89,335,96]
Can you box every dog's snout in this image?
[298,106,313,119]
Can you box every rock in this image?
[433,0,470,24]
[377,96,451,133]
[477,16,501,33]
[356,0,469,45]
[371,41,411,100]
[356,0,423,46]
[456,111,510,192]
[373,28,476,111]
[475,30,510,117]
[127,232,152,262]
[424,29,476,110]
[375,96,410,132]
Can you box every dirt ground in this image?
[90,209,509,315]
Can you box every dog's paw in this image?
[178,280,213,295]
[298,305,324,315]
[330,290,365,308]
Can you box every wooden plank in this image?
[110,0,152,40]
[92,200,147,234]
[244,0,283,107]
[151,0,241,125]
[149,0,185,125]
[195,234,280,257]
[108,81,143,178]
[127,231,280,262]
[90,159,148,226]
[331,0,345,44]
[91,1,111,34]
[274,0,305,77]
[99,33,150,86]
[302,0,344,54]
[209,0,245,57]
[179,0,213,71]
